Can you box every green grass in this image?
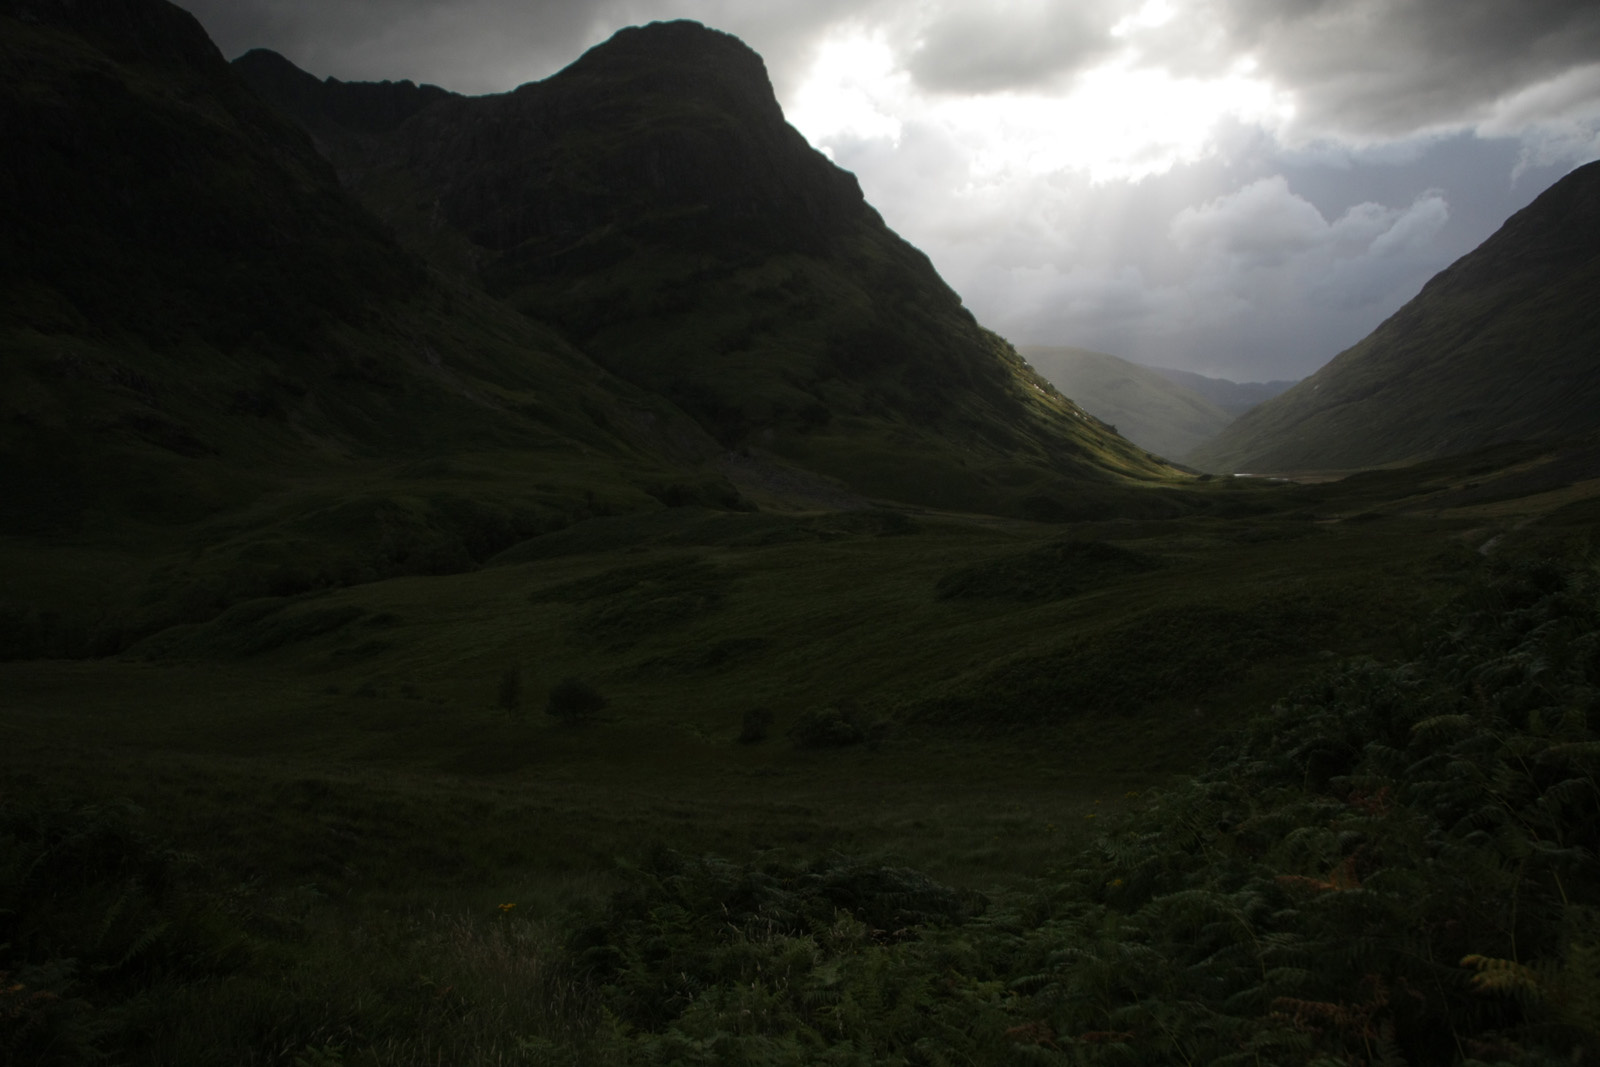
[4,506,1595,1062]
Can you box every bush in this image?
[788,700,886,748]
[545,677,606,725]
[736,706,773,744]
[496,666,521,717]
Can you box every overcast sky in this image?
[184,0,1600,383]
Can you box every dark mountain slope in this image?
[0,0,726,654]
[237,25,1183,517]
[229,47,454,139]
[0,0,416,352]
[1018,346,1234,461]
[1194,160,1600,473]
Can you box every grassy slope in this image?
[1019,345,1234,462]
[1194,159,1600,474]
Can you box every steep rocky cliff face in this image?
[399,22,865,256]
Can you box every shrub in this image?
[546,677,606,725]
[496,666,522,717]
[737,706,773,744]
[788,700,885,748]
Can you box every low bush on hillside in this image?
[737,706,774,743]
[547,677,607,724]
[788,700,888,749]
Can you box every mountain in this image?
[1193,159,1600,474]
[1142,367,1297,418]
[0,0,734,652]
[0,1,1191,657]
[234,25,1183,517]
[1017,346,1234,461]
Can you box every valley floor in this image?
[4,443,1597,1064]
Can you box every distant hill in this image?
[1193,159,1600,474]
[1142,367,1297,418]
[1017,347,1234,462]
[235,25,1183,518]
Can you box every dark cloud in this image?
[902,1,1119,94]
[1211,0,1600,138]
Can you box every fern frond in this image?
[1460,954,1541,997]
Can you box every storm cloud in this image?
[180,0,1600,382]
[901,0,1122,94]
[1208,0,1600,140]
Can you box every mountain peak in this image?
[503,18,787,143]
[566,19,775,89]
[589,18,765,63]
[241,20,867,256]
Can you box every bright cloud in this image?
[1171,177,1449,264]
[789,17,1292,185]
[1170,176,1329,262]
[786,32,905,149]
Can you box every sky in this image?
[184,0,1600,383]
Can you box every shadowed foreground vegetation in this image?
[4,527,1597,1063]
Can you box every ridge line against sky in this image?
[183,0,1600,383]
